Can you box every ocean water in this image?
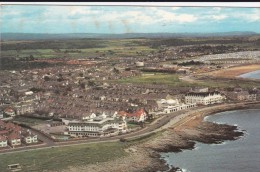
[161,109,260,172]
[239,70,260,79]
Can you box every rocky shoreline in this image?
[141,114,244,172]
[60,103,260,172]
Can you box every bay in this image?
[239,70,260,79]
[161,109,260,172]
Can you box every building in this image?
[15,103,35,115]
[118,109,148,123]
[65,113,127,137]
[225,91,257,101]
[8,131,22,147]
[22,130,38,144]
[3,107,15,117]
[0,120,38,147]
[135,61,144,67]
[185,91,224,105]
[0,135,8,147]
[0,110,3,119]
[156,98,196,114]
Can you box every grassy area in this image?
[127,123,141,129]
[116,72,260,89]
[0,131,164,172]
[12,116,48,126]
[1,39,156,60]
[116,73,193,87]
[0,142,127,172]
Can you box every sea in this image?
[160,109,260,172]
[160,71,260,172]
[239,70,260,80]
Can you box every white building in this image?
[156,99,196,114]
[0,135,8,147]
[65,114,127,137]
[185,91,224,105]
[23,130,38,144]
[0,110,3,119]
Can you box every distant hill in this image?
[1,32,259,41]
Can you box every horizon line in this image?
[2,31,259,34]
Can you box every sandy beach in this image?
[59,102,260,172]
[208,64,260,78]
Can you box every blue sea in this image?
[239,70,260,79]
[161,109,260,172]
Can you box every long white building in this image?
[65,114,127,137]
[156,99,196,114]
[185,91,224,105]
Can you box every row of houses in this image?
[185,91,224,105]
[0,120,38,148]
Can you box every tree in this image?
[29,55,34,61]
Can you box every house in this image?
[22,130,38,144]
[0,135,8,147]
[118,109,148,123]
[0,120,38,147]
[0,110,3,119]
[185,91,224,105]
[3,107,15,117]
[8,131,22,147]
[225,90,257,101]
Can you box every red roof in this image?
[0,120,6,127]
[127,109,146,118]
[0,135,7,142]
[118,111,128,117]
[4,108,14,113]
[0,130,9,135]
[8,131,22,140]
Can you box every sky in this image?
[1,5,260,33]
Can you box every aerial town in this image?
[1,4,260,172]
[1,36,260,151]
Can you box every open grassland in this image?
[0,132,161,172]
[1,39,156,59]
[0,142,127,172]
[206,64,260,78]
[116,73,195,87]
[115,73,260,89]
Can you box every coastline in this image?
[59,102,260,172]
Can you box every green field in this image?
[12,116,48,126]
[114,73,260,89]
[117,73,178,83]
[0,131,162,172]
[0,142,127,172]
[1,39,156,60]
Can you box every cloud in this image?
[171,7,180,10]
[238,10,260,22]
[68,6,100,16]
[209,14,227,21]
[151,8,197,23]
[2,5,259,33]
[212,7,222,12]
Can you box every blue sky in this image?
[1,5,259,33]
